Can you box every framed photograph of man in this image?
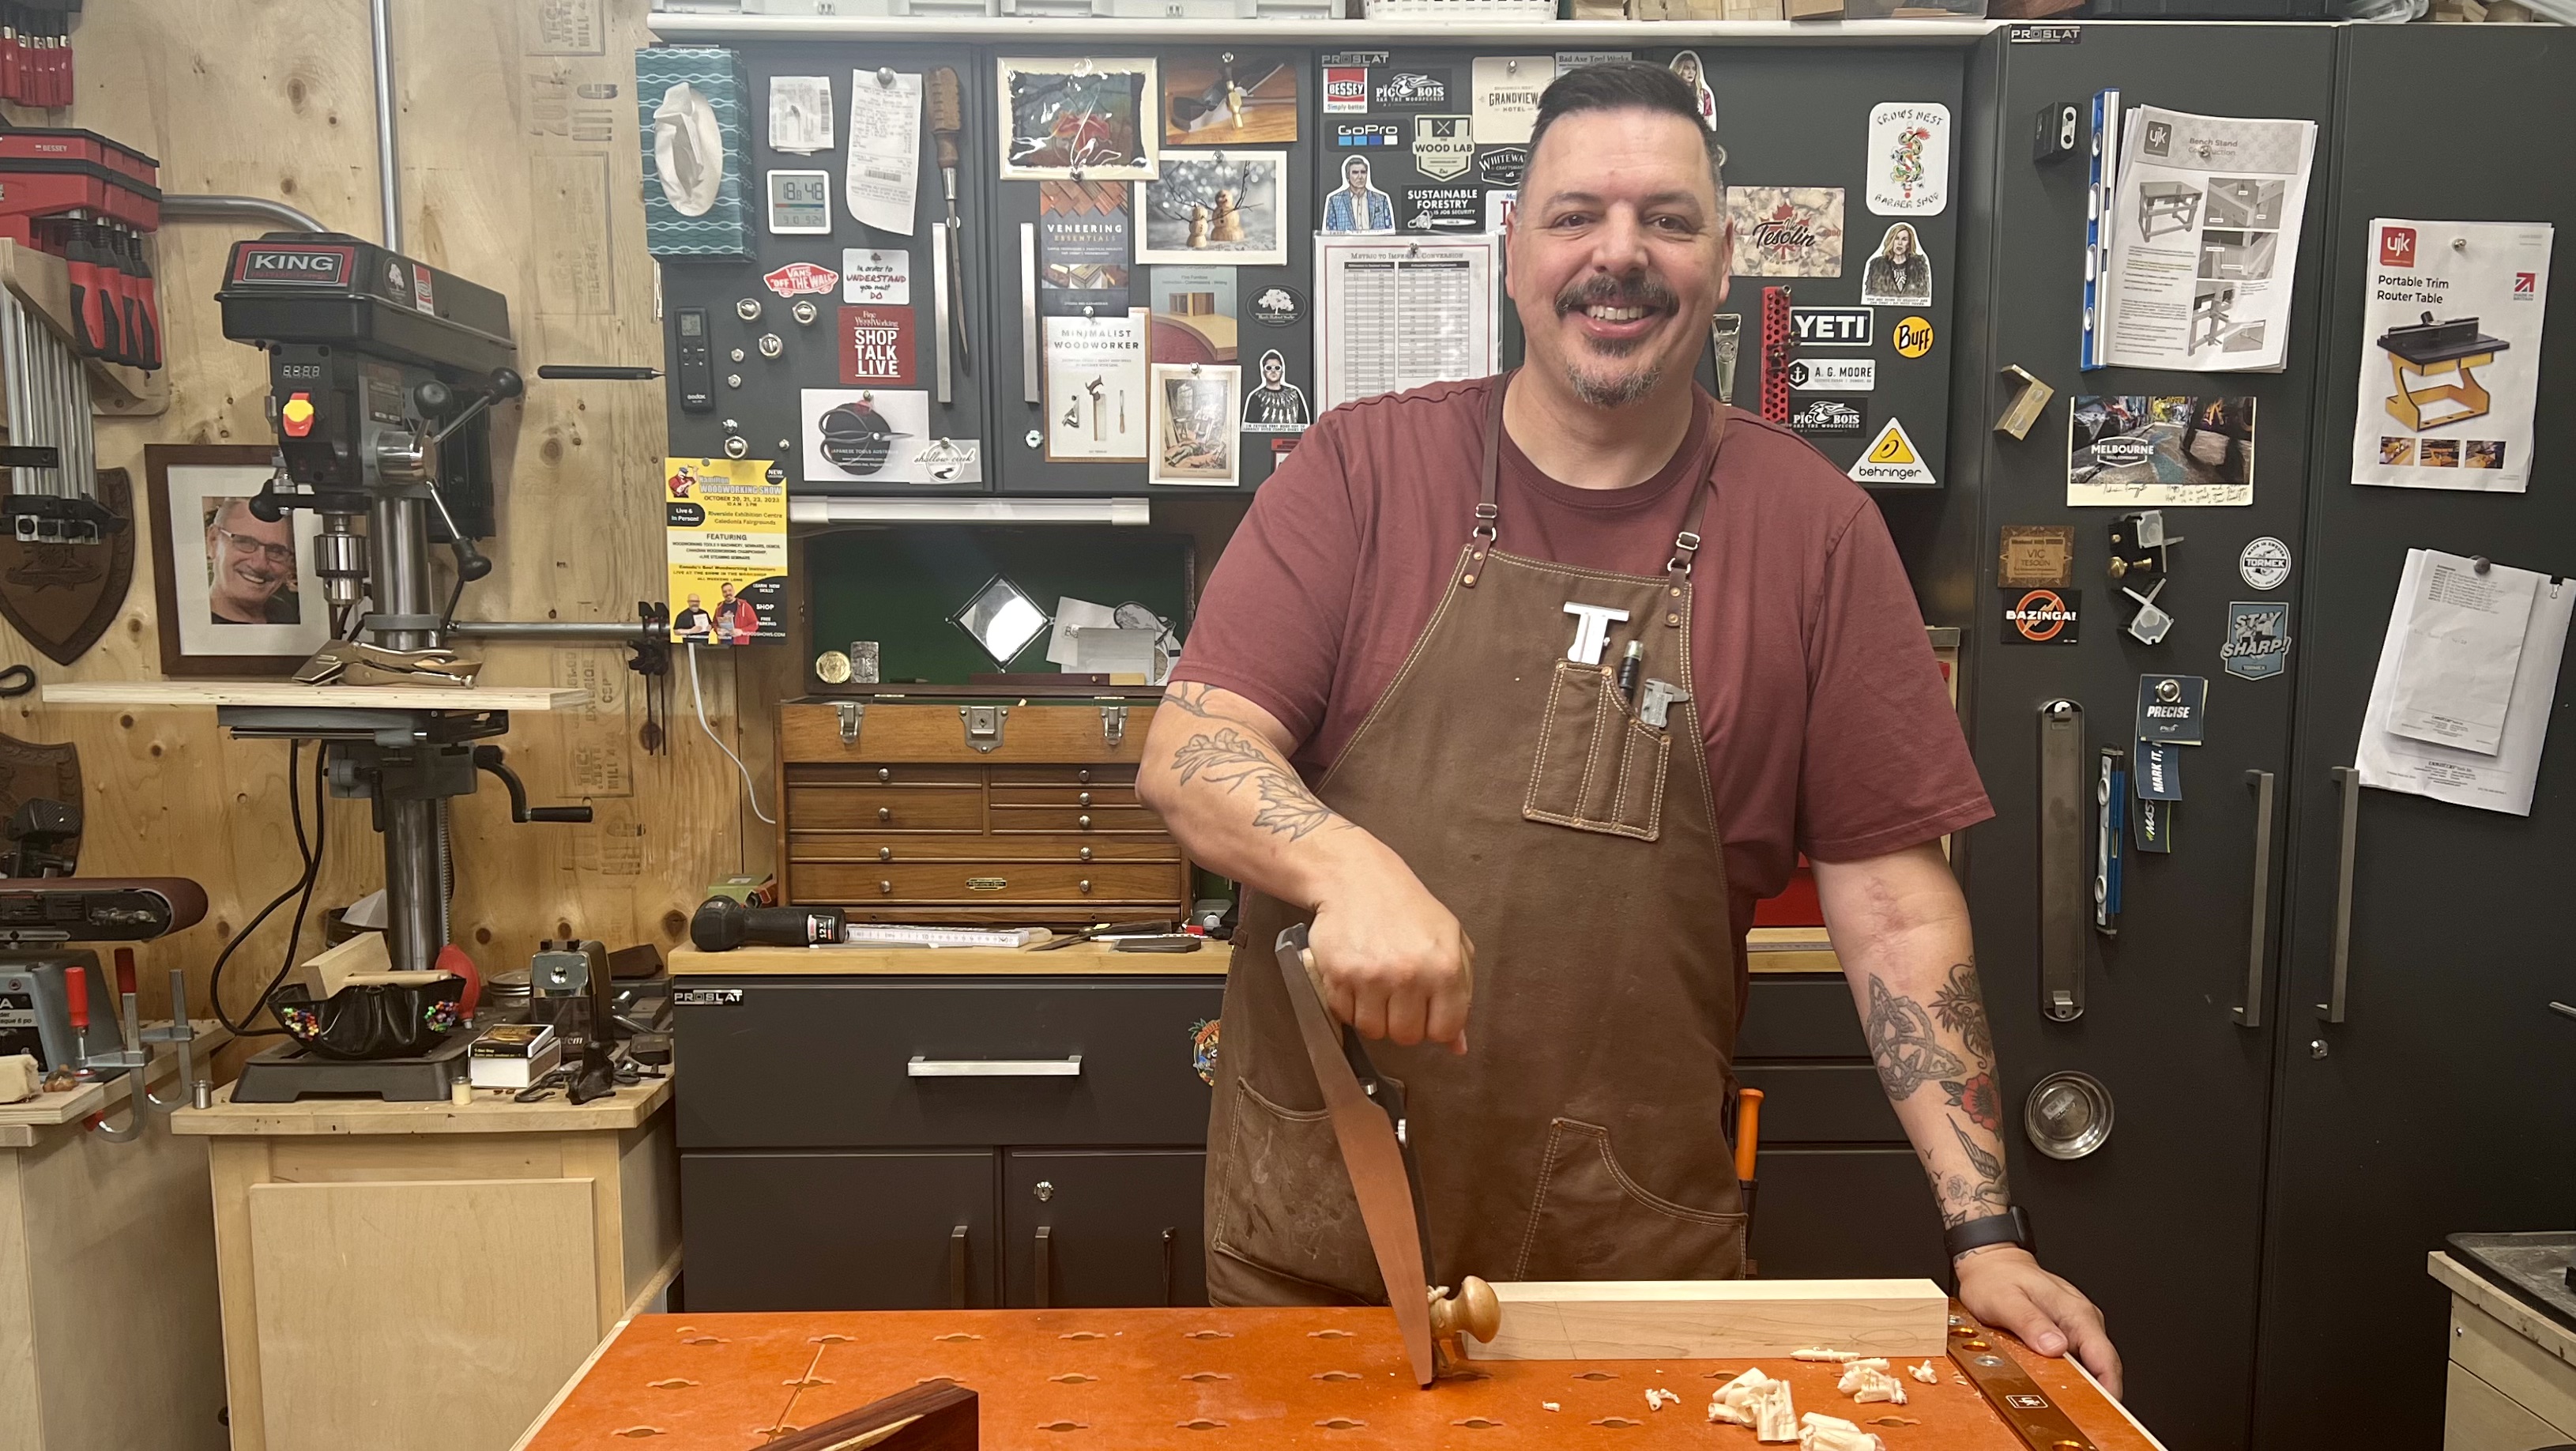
[145,445,332,677]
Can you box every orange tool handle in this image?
[1733,1087,1764,1182]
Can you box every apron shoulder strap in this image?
[1666,402,1730,586]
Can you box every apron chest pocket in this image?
[1523,660,1670,841]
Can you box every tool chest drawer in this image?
[674,977,1223,1151]
[1733,1063,1908,1144]
[779,700,1192,924]
[1736,975,1870,1059]
[681,1151,1002,1311]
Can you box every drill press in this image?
[212,233,644,1095]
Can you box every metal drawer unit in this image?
[778,699,1192,925]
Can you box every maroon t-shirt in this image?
[1172,375,1992,948]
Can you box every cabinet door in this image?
[2253,26,2576,1451]
[1746,1149,1947,1282]
[1004,1150,1208,1308]
[680,1150,997,1310]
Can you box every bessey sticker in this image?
[1323,67,1369,114]
[840,305,915,385]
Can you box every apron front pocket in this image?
[1523,661,1670,841]
[1207,1077,1384,1306]
[1512,1118,1745,1281]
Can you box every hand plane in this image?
[293,640,484,688]
[1275,922,1498,1387]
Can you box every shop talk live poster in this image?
[663,455,787,645]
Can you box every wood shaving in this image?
[1908,1361,1938,1384]
[1836,1362,1907,1405]
[1644,1388,1678,1411]
[1708,1367,1796,1439]
[1791,1347,1862,1362]
[1797,1411,1887,1451]
[1542,1402,1560,1413]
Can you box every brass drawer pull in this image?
[1079,880,1093,895]
[878,767,891,783]
[879,880,893,895]
[879,846,894,861]
[879,807,893,823]
[1078,768,1091,784]
[1078,791,1093,806]
[1079,846,1092,861]
[1077,814,1092,831]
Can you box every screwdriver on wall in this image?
[927,66,972,380]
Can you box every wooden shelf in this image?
[171,1072,672,1137]
[43,680,593,711]
[671,938,1227,976]
[0,1019,227,1146]
[0,237,169,417]
[650,14,1999,44]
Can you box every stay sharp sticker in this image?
[2221,601,2292,680]
[763,260,838,298]
[1786,357,1875,392]
[1850,416,1936,485]
[2239,536,2292,590]
[842,249,910,305]
[1789,397,1867,438]
[2135,674,2208,746]
[1412,115,1474,180]
[1866,102,1951,217]
[1792,307,1872,347]
[839,305,915,385]
[2001,586,2081,645]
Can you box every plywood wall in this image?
[0,0,787,1033]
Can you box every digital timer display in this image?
[766,170,832,235]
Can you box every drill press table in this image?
[514,1304,2163,1450]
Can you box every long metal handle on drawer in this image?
[1161,1227,1177,1306]
[2037,700,2087,1023]
[2235,769,2276,1029]
[1034,1225,1052,1310]
[907,1055,1083,1077]
[1019,222,1040,404]
[949,1224,969,1310]
[2320,766,2359,1024]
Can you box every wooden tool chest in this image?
[778,698,1192,925]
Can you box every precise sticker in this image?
[1250,284,1305,327]
[2221,601,2292,680]
[1322,66,1369,114]
[1786,357,1875,392]
[2002,587,2081,644]
[1335,122,1399,149]
[1892,315,1936,359]
[763,261,838,297]
[2239,536,2292,590]
[839,305,915,386]
[1789,397,1867,439]
[1792,307,1872,347]
[1405,187,1482,233]
[2135,675,2209,745]
[842,249,910,305]
[1849,416,1936,485]
[1412,115,1474,181]
[1372,69,1452,111]
[1866,102,1951,217]
[1727,186,1846,277]
[1477,145,1528,187]
[1998,524,2077,589]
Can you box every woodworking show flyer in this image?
[663,456,786,645]
[2348,219,2553,495]
[2096,106,2314,373]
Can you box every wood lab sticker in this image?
[2002,587,2081,644]
[839,305,915,385]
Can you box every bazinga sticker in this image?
[2221,601,2292,680]
[2002,586,2081,644]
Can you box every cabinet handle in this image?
[1079,846,1093,861]
[2036,700,2088,1023]
[1077,814,1092,831]
[1034,1225,1052,1310]
[2321,766,2360,1024]
[1078,768,1091,784]
[879,847,893,862]
[879,806,893,823]
[1019,221,1040,403]
[1079,880,1093,895]
[950,1224,969,1310]
[908,1055,1083,1077]
[1078,790,1093,806]
[879,880,893,895]
[1161,1227,1177,1307]
[2235,770,2277,1028]
[878,767,891,783]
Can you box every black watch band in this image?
[1944,1206,2033,1262]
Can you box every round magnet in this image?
[2239,536,2292,591]
[2024,1070,2114,1160]
[814,650,853,684]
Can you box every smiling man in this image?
[1140,62,2122,1392]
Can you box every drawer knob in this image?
[879,807,893,823]
[1079,846,1093,861]
[1078,769,1091,784]
[879,847,893,861]
[1078,791,1093,806]
[878,767,891,783]
[1077,814,1092,831]
[879,880,894,895]
[1034,1180,1055,1202]
[1079,880,1093,894]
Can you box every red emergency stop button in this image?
[281,392,315,438]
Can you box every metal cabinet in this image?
[680,1149,1000,1311]
[1004,1149,1209,1309]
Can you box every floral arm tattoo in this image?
[1866,961,2011,1230]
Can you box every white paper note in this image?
[2358,550,2574,816]
[1045,597,1120,668]
[2386,551,2536,756]
[2348,220,2553,494]
[769,76,834,155]
[2093,106,2315,374]
[846,69,922,236]
[1068,626,1161,682]
[1316,234,1500,411]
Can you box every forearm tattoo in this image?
[1865,976,1966,1100]
[1930,961,1994,1060]
[1170,727,1345,842]
[1936,1116,2013,1228]
[1161,681,1227,718]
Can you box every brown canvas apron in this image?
[1204,380,1745,1305]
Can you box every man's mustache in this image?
[1555,274,1679,316]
